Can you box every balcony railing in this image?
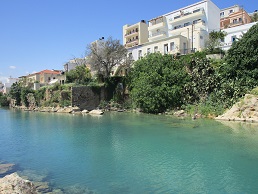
[149,31,166,38]
[124,29,139,37]
[169,20,205,31]
[169,8,204,23]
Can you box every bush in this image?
[0,93,9,107]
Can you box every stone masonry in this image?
[71,86,106,110]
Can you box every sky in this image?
[0,0,257,83]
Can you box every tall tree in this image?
[86,37,128,79]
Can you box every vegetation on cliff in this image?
[128,23,258,116]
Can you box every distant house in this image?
[220,5,252,29]
[21,69,65,90]
[63,58,89,72]
[220,22,258,51]
[2,77,19,94]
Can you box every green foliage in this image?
[206,30,226,54]
[129,53,189,113]
[66,65,91,85]
[219,23,258,106]
[21,87,34,107]
[0,93,9,107]
[250,87,258,95]
[9,82,22,105]
[184,57,219,104]
[251,12,258,22]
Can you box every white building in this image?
[3,77,19,94]
[124,0,220,61]
[221,22,257,50]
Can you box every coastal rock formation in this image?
[216,94,258,122]
[0,173,37,194]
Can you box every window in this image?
[164,44,168,54]
[220,12,224,17]
[174,25,181,29]
[138,50,142,59]
[147,48,151,54]
[184,22,190,27]
[239,18,242,22]
[232,35,237,42]
[154,46,158,53]
[233,19,237,24]
[170,42,175,51]
[229,9,233,14]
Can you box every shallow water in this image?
[1,108,258,193]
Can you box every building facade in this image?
[124,0,220,61]
[123,20,149,49]
[220,22,258,50]
[220,5,252,29]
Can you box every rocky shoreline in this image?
[216,94,258,123]
[0,161,95,194]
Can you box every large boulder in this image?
[0,173,37,194]
[88,110,104,115]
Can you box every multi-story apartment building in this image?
[123,20,149,49]
[220,5,252,29]
[124,0,220,61]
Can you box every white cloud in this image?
[9,66,16,69]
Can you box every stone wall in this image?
[71,86,105,110]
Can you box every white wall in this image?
[221,22,257,50]
[207,0,220,32]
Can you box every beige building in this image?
[123,20,149,49]
[220,5,252,29]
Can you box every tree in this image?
[129,53,189,113]
[205,30,227,54]
[219,23,258,105]
[0,93,9,107]
[9,82,22,106]
[66,65,91,85]
[251,12,258,22]
[87,37,128,80]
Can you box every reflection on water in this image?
[1,109,258,193]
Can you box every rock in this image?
[82,110,89,114]
[174,110,186,117]
[34,181,51,193]
[216,94,258,122]
[88,110,104,115]
[0,173,37,194]
[0,164,15,175]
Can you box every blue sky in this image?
[0,0,257,83]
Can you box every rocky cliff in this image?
[216,94,258,122]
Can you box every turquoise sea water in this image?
[1,108,258,193]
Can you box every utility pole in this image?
[192,24,194,53]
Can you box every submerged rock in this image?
[0,173,37,194]
[0,163,15,176]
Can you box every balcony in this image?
[148,31,166,41]
[148,16,166,31]
[229,20,243,27]
[148,21,165,31]
[169,8,205,24]
[124,29,139,38]
[125,39,139,48]
[169,20,206,34]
